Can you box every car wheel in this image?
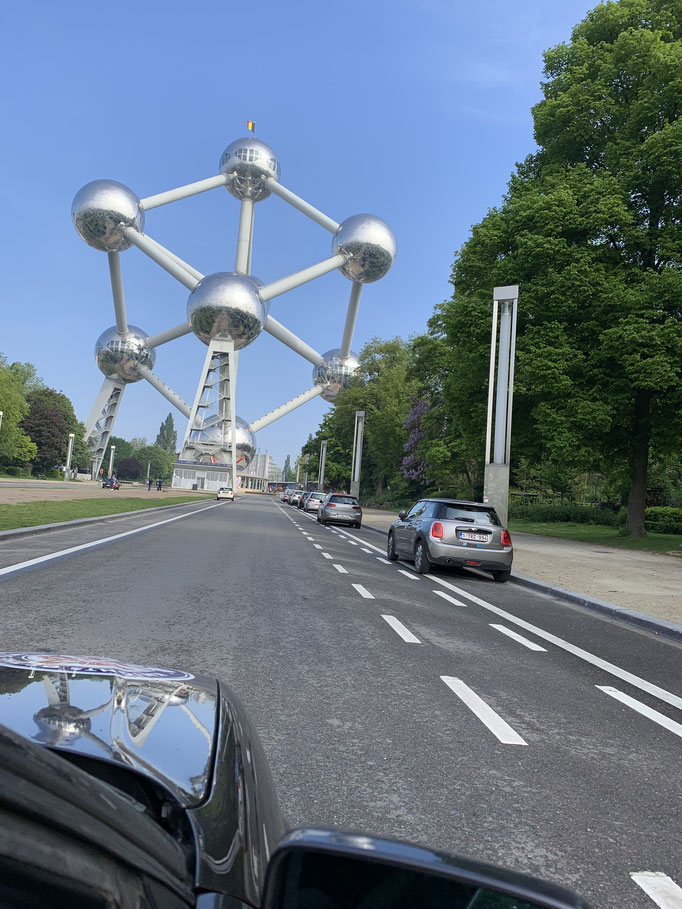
[387,531,398,561]
[414,539,431,575]
[493,569,511,583]
[316,516,321,523]
[355,522,362,529]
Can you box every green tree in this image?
[154,413,177,454]
[117,456,143,480]
[22,387,87,473]
[102,436,134,474]
[0,357,37,467]
[134,444,174,481]
[283,454,294,482]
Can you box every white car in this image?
[217,487,235,501]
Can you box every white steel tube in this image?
[235,198,254,274]
[263,316,325,367]
[259,254,347,302]
[146,322,192,348]
[107,252,128,335]
[137,365,191,418]
[265,178,340,233]
[340,282,363,359]
[123,229,201,291]
[140,174,227,210]
[484,300,498,467]
[493,301,512,464]
[250,385,325,433]
[505,297,519,466]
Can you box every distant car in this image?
[217,487,235,501]
[387,498,513,581]
[297,492,312,510]
[289,491,303,507]
[304,492,326,513]
[318,493,362,528]
[102,478,119,490]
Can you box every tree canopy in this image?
[155,413,178,454]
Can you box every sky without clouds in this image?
[0,0,597,468]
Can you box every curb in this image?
[0,499,214,543]
[511,573,682,643]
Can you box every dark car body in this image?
[102,477,119,490]
[0,652,285,908]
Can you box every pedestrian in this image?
[147,477,152,491]
[156,478,162,491]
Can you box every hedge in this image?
[644,507,682,535]
[508,504,622,526]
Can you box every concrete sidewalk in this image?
[361,508,682,629]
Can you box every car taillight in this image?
[352,506,361,510]
[502,530,512,546]
[327,503,336,507]
[431,522,444,539]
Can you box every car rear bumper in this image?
[428,540,512,571]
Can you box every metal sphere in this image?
[194,415,256,470]
[187,272,267,349]
[72,180,144,252]
[312,348,359,402]
[218,137,281,202]
[332,214,396,283]
[95,325,155,384]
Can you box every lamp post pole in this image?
[0,411,3,436]
[64,433,75,482]
[108,445,116,478]
[318,440,327,492]
[350,411,365,499]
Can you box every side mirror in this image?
[398,510,407,520]
[263,829,590,909]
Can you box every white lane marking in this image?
[352,583,374,599]
[631,873,682,908]
[398,569,420,581]
[322,553,333,559]
[313,544,323,550]
[334,526,384,551]
[433,590,468,608]
[382,615,421,643]
[491,624,547,652]
[333,564,348,574]
[598,687,682,739]
[0,504,221,579]
[347,541,358,546]
[361,548,372,553]
[376,557,391,565]
[441,677,527,746]
[428,575,682,712]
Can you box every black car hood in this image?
[0,651,218,807]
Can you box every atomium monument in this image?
[74,132,396,491]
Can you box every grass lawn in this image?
[508,520,682,553]
[0,496,212,531]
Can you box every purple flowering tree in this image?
[401,399,429,484]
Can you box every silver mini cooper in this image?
[387,498,513,581]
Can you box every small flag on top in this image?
[246,120,255,134]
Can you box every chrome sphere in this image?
[95,325,155,384]
[312,348,359,402]
[332,214,396,283]
[218,137,280,202]
[194,415,256,470]
[72,180,144,252]
[187,272,267,349]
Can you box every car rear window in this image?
[438,504,500,525]
[330,495,359,505]
[311,493,325,500]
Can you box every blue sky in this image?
[0,0,596,468]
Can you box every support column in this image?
[84,378,125,479]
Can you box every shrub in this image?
[508,503,621,526]
[644,507,682,535]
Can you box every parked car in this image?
[297,492,312,510]
[318,493,362,528]
[289,491,303,507]
[304,491,326,513]
[102,477,119,490]
[217,487,234,501]
[387,498,513,581]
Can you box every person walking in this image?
[147,477,152,491]
[156,478,162,491]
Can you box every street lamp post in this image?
[64,433,75,482]
[350,411,365,499]
[0,411,4,436]
[318,440,327,492]
[108,445,116,478]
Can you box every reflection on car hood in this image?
[0,652,218,807]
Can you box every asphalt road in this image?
[0,494,680,909]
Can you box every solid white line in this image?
[321,552,333,559]
[313,544,323,550]
[382,615,421,643]
[491,624,547,652]
[352,583,374,599]
[0,503,221,579]
[441,677,527,745]
[427,574,682,712]
[433,589,467,608]
[631,873,682,908]
[398,569,420,580]
[334,526,384,552]
[333,564,348,574]
[361,548,372,553]
[376,557,391,565]
[598,687,682,739]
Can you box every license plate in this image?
[458,532,488,543]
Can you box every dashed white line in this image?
[376,557,391,565]
[347,541,358,546]
[321,552,333,559]
[441,677,527,745]
[333,564,348,574]
[361,548,372,553]
[313,544,323,550]
[352,584,374,599]
[490,624,546,651]
[433,589,467,608]
[382,615,421,643]
[398,569,420,581]
[631,872,682,908]
[598,687,682,739]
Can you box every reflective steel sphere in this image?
[187,272,267,349]
[332,214,396,283]
[194,415,256,470]
[218,137,281,202]
[95,325,156,384]
[312,348,359,402]
[72,180,144,252]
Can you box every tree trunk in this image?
[625,389,651,538]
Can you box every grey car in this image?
[387,498,513,581]
[318,493,363,528]
[304,491,326,513]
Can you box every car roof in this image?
[421,498,495,507]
